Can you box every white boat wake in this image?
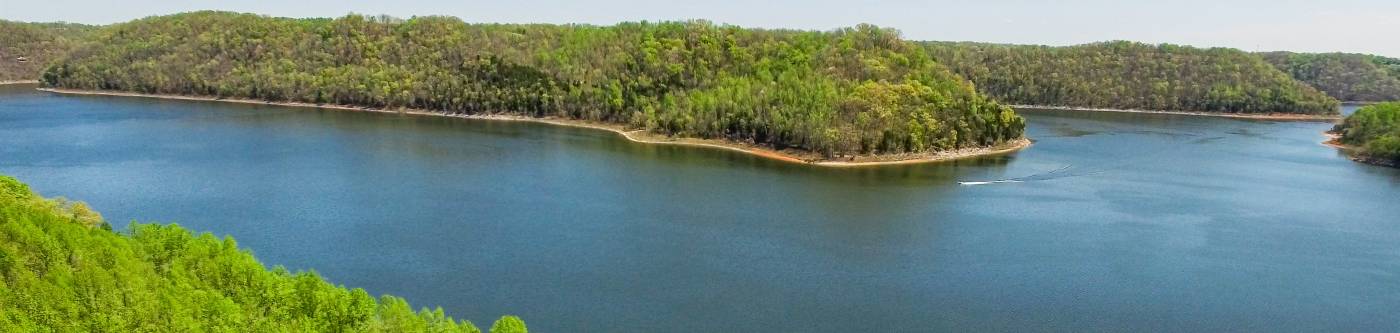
[958,165,1074,186]
[958,180,1024,186]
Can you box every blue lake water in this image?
[2,85,1397,331]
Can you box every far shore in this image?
[1010,104,1342,122]
[0,80,39,85]
[37,88,1031,167]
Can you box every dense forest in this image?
[922,41,1340,115]
[0,174,526,332]
[1333,102,1400,166]
[41,11,1025,157]
[1260,52,1400,102]
[0,20,94,81]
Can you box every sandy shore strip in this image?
[1,80,39,85]
[1321,131,1348,149]
[37,88,1031,167]
[1011,104,1342,122]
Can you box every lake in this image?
[2,84,1397,332]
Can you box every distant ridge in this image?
[923,41,1340,115]
[1260,51,1400,103]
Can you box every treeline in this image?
[922,41,1340,115]
[1333,102,1400,166]
[42,11,1024,157]
[1260,52,1400,102]
[0,20,94,81]
[0,175,525,332]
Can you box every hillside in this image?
[923,41,1340,115]
[0,20,95,81]
[1260,52,1400,102]
[42,11,1025,158]
[0,174,525,332]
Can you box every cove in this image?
[2,84,1399,332]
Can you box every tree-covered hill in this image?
[42,11,1024,158]
[1260,52,1400,102]
[922,41,1340,115]
[0,20,95,81]
[0,174,526,332]
[1332,102,1400,167]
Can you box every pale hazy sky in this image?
[3,0,1397,57]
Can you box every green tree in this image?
[489,315,528,333]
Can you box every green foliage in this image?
[489,315,527,333]
[0,20,95,81]
[1260,52,1400,102]
[1364,135,1400,161]
[0,174,515,332]
[0,175,33,201]
[1334,102,1400,164]
[42,11,1024,157]
[923,41,1340,115]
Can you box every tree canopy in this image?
[0,20,95,81]
[923,41,1340,115]
[42,11,1024,157]
[0,174,524,332]
[1260,52,1400,102]
[1333,102,1400,166]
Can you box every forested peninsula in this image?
[0,175,526,332]
[1330,102,1400,167]
[0,20,93,82]
[1260,52,1400,103]
[40,11,1026,162]
[922,41,1340,116]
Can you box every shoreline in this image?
[0,80,39,85]
[37,88,1030,167]
[1321,131,1399,168]
[1321,131,1348,150]
[1010,104,1342,122]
